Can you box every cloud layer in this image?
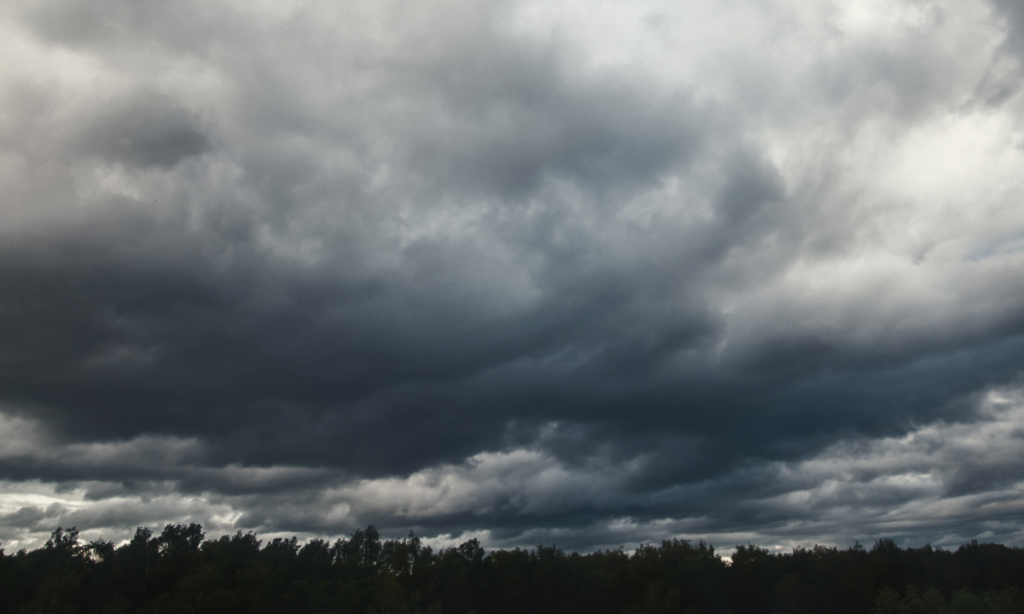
[1,0,1024,551]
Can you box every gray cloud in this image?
[5,383,1024,552]
[80,90,210,168]
[0,0,1023,551]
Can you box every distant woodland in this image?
[2,525,1024,614]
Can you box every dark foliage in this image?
[1,527,1023,613]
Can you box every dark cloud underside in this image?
[1,0,1024,551]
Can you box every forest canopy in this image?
[2,525,1024,614]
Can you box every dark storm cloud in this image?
[0,0,734,472]
[1,0,1024,551]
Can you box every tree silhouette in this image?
[2,526,1024,613]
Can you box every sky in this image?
[1,0,1024,554]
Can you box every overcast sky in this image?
[2,0,1024,553]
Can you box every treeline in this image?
[2,525,1024,614]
